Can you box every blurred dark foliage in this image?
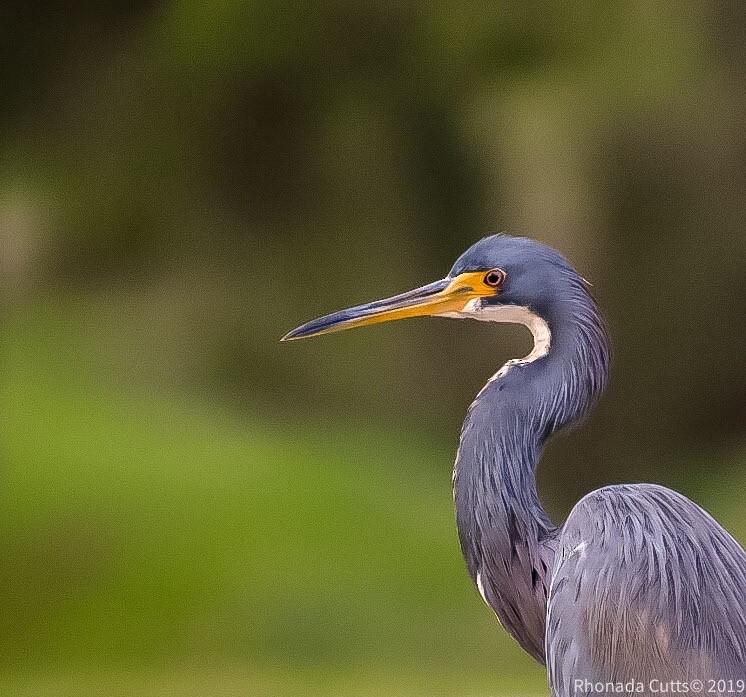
[2,0,745,510]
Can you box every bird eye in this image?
[484,269,505,288]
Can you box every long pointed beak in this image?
[282,272,493,341]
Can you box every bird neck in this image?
[453,284,610,663]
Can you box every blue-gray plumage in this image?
[283,234,746,695]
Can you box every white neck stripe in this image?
[438,301,551,384]
[439,300,551,364]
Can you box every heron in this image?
[282,234,746,695]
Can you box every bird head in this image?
[281,234,579,342]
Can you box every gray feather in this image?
[547,484,746,696]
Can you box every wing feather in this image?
[547,483,746,697]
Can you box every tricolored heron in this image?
[283,235,746,694]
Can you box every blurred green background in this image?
[1,2,745,695]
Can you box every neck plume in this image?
[453,278,610,664]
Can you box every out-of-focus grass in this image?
[0,666,544,697]
[0,295,545,695]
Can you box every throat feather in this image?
[440,302,552,389]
